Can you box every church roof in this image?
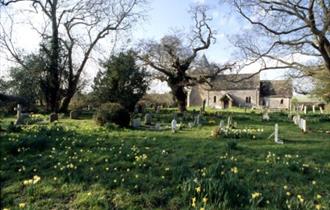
[260,80,293,98]
[207,74,260,90]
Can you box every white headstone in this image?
[312,105,315,113]
[274,124,283,144]
[304,106,307,114]
[320,107,324,114]
[301,119,306,133]
[171,119,177,133]
[15,104,23,125]
[262,112,270,121]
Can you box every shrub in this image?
[94,103,130,127]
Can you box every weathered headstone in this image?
[49,113,58,123]
[320,107,324,114]
[227,116,232,128]
[156,106,160,114]
[219,120,224,129]
[132,118,141,128]
[155,122,161,130]
[70,110,80,119]
[304,106,307,114]
[312,105,315,113]
[144,113,152,125]
[171,118,177,133]
[262,110,270,121]
[195,114,201,126]
[15,104,23,125]
[188,122,193,128]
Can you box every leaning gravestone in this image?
[49,113,58,123]
[320,107,324,114]
[144,113,152,125]
[70,110,80,119]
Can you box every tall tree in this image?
[93,50,149,111]
[230,0,330,77]
[0,0,146,112]
[139,6,231,112]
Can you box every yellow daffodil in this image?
[286,192,291,196]
[18,203,26,208]
[312,180,317,185]
[283,185,288,190]
[315,204,322,210]
[195,186,201,193]
[297,194,304,203]
[192,197,196,207]
[316,194,322,199]
[231,167,238,174]
[200,208,205,210]
[251,192,262,199]
[203,197,208,204]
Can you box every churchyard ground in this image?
[0,109,329,209]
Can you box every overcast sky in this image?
[0,0,289,93]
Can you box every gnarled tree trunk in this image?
[169,82,187,113]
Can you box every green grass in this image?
[0,110,329,210]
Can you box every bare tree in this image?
[230,0,330,79]
[0,0,145,112]
[139,6,231,112]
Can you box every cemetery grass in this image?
[0,111,330,210]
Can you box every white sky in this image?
[0,0,294,94]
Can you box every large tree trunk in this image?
[48,0,61,112]
[59,89,75,113]
[169,83,187,113]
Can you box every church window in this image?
[280,99,284,104]
[214,96,217,103]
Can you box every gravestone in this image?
[70,110,80,119]
[15,104,23,125]
[155,122,161,130]
[156,106,160,114]
[268,124,283,144]
[227,116,232,128]
[262,110,270,121]
[312,105,315,113]
[304,106,307,114]
[132,118,141,128]
[195,114,201,126]
[49,113,58,123]
[188,122,193,128]
[300,119,307,133]
[219,120,224,129]
[320,107,324,114]
[171,118,177,133]
[144,113,152,125]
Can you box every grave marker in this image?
[268,124,283,144]
[171,118,177,133]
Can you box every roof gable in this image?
[207,74,260,90]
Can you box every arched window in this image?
[214,96,217,103]
[280,99,284,104]
[246,97,251,104]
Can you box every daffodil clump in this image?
[23,175,41,186]
[213,127,264,139]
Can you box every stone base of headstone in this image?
[49,113,58,123]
